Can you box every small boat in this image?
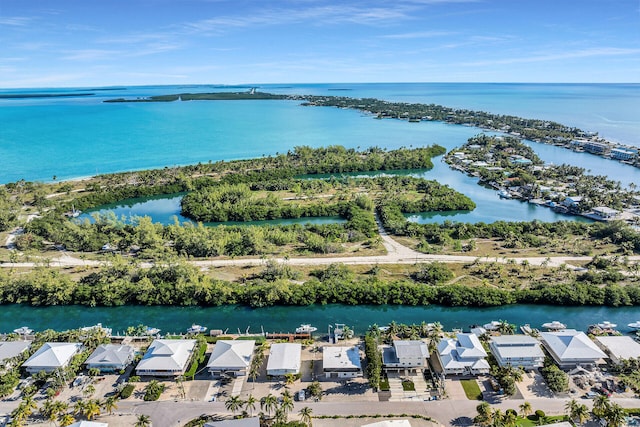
[597,321,617,329]
[498,190,512,199]
[13,326,33,335]
[295,324,318,334]
[80,323,112,336]
[628,321,640,330]
[542,321,566,331]
[187,324,207,334]
[145,327,161,335]
[483,321,501,331]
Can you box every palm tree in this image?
[474,402,493,427]
[565,398,579,419]
[104,396,118,415]
[84,399,101,421]
[225,395,244,416]
[284,373,296,387]
[604,403,626,427]
[497,320,515,335]
[519,401,533,418]
[59,414,76,427]
[280,392,294,418]
[573,404,590,426]
[592,394,611,419]
[244,394,257,417]
[135,414,152,427]
[261,394,278,418]
[491,409,505,427]
[504,409,517,427]
[299,406,313,427]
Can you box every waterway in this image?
[1,303,638,337]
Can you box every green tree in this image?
[261,394,278,417]
[135,414,152,427]
[225,395,244,416]
[299,406,313,427]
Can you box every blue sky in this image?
[1,0,639,87]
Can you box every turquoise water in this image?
[1,303,639,336]
[1,83,638,184]
[81,194,345,227]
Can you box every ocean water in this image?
[0,83,638,185]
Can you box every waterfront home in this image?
[323,346,362,378]
[539,330,607,369]
[437,333,489,376]
[206,339,255,378]
[610,148,637,161]
[84,344,135,373]
[594,336,640,365]
[0,341,31,366]
[591,206,620,220]
[583,141,610,155]
[562,196,584,210]
[489,335,544,370]
[266,343,301,376]
[22,342,83,374]
[204,417,260,427]
[135,339,196,377]
[382,340,429,373]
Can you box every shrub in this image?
[119,384,135,399]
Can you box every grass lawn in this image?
[460,379,483,400]
[517,415,569,427]
[379,377,390,391]
[402,380,416,391]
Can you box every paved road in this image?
[90,397,640,427]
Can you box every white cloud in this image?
[381,30,456,39]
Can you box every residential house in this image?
[135,339,196,377]
[382,340,428,373]
[539,330,607,369]
[22,342,83,374]
[437,333,490,376]
[489,335,544,370]
[85,344,135,373]
[594,336,640,365]
[266,343,301,376]
[206,340,255,378]
[0,341,31,367]
[323,346,362,378]
[592,206,620,219]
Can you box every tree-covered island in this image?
[1,126,640,309]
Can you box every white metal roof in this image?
[540,330,607,361]
[85,344,135,366]
[206,340,255,370]
[205,417,260,427]
[136,339,196,372]
[23,342,82,369]
[323,346,362,370]
[595,336,640,360]
[0,341,31,362]
[393,340,428,359]
[266,343,301,372]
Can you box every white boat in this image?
[483,320,501,331]
[13,326,33,335]
[80,323,112,336]
[187,324,207,334]
[542,321,567,331]
[498,190,512,199]
[295,324,318,334]
[145,327,161,335]
[628,321,640,330]
[597,321,617,329]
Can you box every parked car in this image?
[297,390,306,401]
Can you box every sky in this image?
[0,0,639,87]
